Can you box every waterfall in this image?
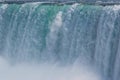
[0,2,120,80]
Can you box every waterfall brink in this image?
[1,1,120,6]
[0,3,120,80]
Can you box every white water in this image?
[0,57,102,80]
[1,3,119,80]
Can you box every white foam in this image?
[0,57,102,80]
[50,11,63,32]
[1,4,8,10]
[113,5,120,11]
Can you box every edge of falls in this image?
[0,1,120,6]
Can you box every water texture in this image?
[0,3,120,80]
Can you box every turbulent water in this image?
[0,3,120,80]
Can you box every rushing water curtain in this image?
[0,3,120,80]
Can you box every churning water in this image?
[0,2,120,80]
[0,57,102,80]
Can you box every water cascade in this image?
[0,2,120,80]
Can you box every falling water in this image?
[0,2,120,80]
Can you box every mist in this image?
[0,57,102,80]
